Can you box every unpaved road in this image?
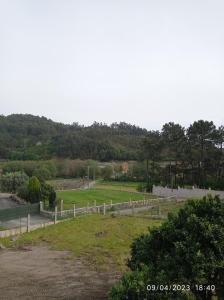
[0,193,19,210]
[0,246,121,300]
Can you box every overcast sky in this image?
[0,0,224,130]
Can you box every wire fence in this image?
[41,197,185,221]
[0,203,40,222]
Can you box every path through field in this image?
[0,246,121,300]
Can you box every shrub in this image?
[33,167,51,181]
[101,166,113,180]
[41,182,56,208]
[27,176,41,203]
[0,171,29,193]
[17,183,29,200]
[110,195,224,299]
[137,183,145,192]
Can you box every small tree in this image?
[27,176,41,203]
[41,182,56,208]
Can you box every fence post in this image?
[20,217,22,234]
[110,200,113,208]
[132,202,134,215]
[54,206,57,224]
[40,201,43,212]
[73,204,76,217]
[87,202,89,214]
[27,213,30,233]
[60,199,63,217]
[103,203,106,215]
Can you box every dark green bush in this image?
[0,171,29,193]
[110,196,224,300]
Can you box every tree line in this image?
[0,114,146,161]
[0,114,224,189]
[142,120,224,189]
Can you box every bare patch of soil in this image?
[0,246,121,299]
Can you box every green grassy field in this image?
[2,214,162,271]
[56,188,158,209]
[96,180,141,192]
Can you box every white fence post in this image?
[73,204,76,217]
[60,199,63,217]
[132,202,134,215]
[103,203,106,215]
[54,206,57,224]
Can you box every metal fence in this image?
[0,203,40,222]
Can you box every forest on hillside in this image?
[1,114,224,190]
[0,114,146,161]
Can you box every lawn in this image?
[95,180,141,192]
[56,188,158,209]
[3,214,162,271]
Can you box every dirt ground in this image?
[0,193,19,210]
[0,246,121,300]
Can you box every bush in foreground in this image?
[109,195,224,300]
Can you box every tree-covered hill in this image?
[0,114,147,160]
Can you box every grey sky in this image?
[1,0,224,130]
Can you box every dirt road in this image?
[0,246,120,300]
[0,193,19,210]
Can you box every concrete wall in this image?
[153,185,224,199]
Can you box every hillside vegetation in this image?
[1,114,224,190]
[0,114,146,161]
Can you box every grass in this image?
[0,197,187,272]
[2,214,162,271]
[136,201,186,217]
[56,188,158,209]
[96,180,141,192]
